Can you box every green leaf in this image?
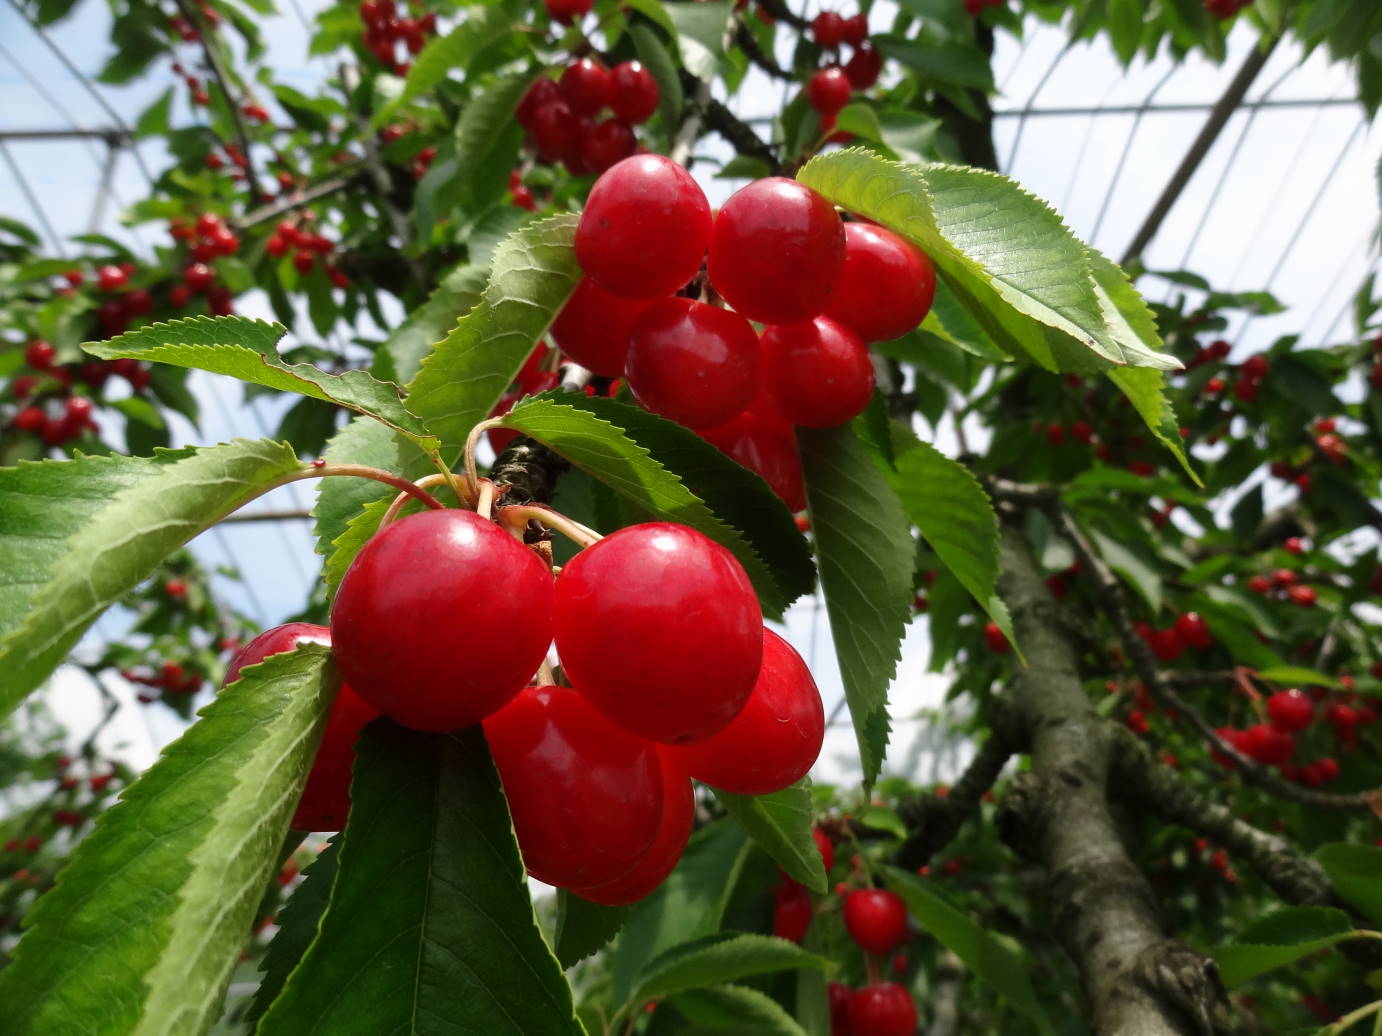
[0,440,302,716]
[665,0,732,79]
[1106,0,1144,64]
[889,438,1015,651]
[450,73,532,210]
[311,419,411,559]
[871,35,994,90]
[713,780,826,893]
[533,394,814,608]
[1315,844,1382,925]
[1211,906,1357,987]
[86,316,438,451]
[0,647,337,1035]
[500,395,790,617]
[406,214,581,451]
[856,805,907,840]
[798,424,914,787]
[555,888,629,968]
[671,984,810,1034]
[631,934,830,1005]
[630,22,684,129]
[1089,527,1162,615]
[135,86,174,137]
[1256,666,1342,690]
[882,867,1055,1035]
[371,6,514,127]
[248,839,341,1023]
[375,264,487,385]
[256,724,583,1034]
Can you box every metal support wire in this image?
[1058,74,1123,217]
[0,139,65,256]
[1001,43,1069,173]
[88,141,118,234]
[1295,226,1373,340]
[1087,65,1178,247]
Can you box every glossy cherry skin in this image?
[516,77,560,131]
[848,982,916,1036]
[544,0,591,24]
[609,60,659,123]
[531,100,582,165]
[1267,688,1314,732]
[1243,722,1294,765]
[811,11,845,47]
[841,12,869,44]
[556,523,762,744]
[843,888,908,954]
[673,629,823,794]
[560,58,612,115]
[626,298,760,429]
[708,178,845,324]
[1173,611,1213,651]
[844,42,882,89]
[700,409,806,511]
[223,623,379,832]
[551,276,652,376]
[575,155,712,299]
[761,316,874,428]
[772,879,813,942]
[826,223,936,343]
[581,117,638,174]
[331,509,555,731]
[808,67,852,116]
[828,983,855,1035]
[571,749,693,905]
[814,826,835,872]
[484,684,663,887]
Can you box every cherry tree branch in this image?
[234,167,367,230]
[733,21,792,80]
[175,0,261,201]
[675,69,783,174]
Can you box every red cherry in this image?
[516,77,560,131]
[124,288,154,315]
[11,375,36,400]
[840,12,869,44]
[1173,612,1212,651]
[484,684,663,887]
[96,264,127,291]
[169,284,192,309]
[331,509,555,731]
[843,887,908,954]
[826,223,935,343]
[571,749,693,905]
[848,982,916,1036]
[575,155,712,299]
[1233,377,1258,402]
[772,879,813,942]
[544,0,592,24]
[511,184,536,211]
[829,982,854,1035]
[1288,584,1317,608]
[1148,627,1183,662]
[807,67,853,117]
[581,117,638,174]
[195,213,222,238]
[14,407,44,432]
[1247,574,1271,594]
[1317,756,1340,781]
[814,825,835,872]
[62,268,84,287]
[531,99,581,164]
[210,227,239,256]
[609,61,659,124]
[24,340,56,369]
[163,577,187,599]
[811,11,845,47]
[559,58,612,115]
[550,276,653,377]
[983,620,1008,653]
[701,409,806,511]
[1266,689,1314,733]
[1272,568,1296,588]
[761,316,874,428]
[625,298,760,429]
[672,629,823,794]
[1243,723,1294,765]
[1242,354,1269,379]
[555,523,762,744]
[844,42,882,90]
[708,178,845,325]
[1283,536,1304,555]
[184,262,214,293]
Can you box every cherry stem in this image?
[430,451,468,511]
[379,473,454,531]
[462,418,508,505]
[476,478,496,521]
[223,463,445,526]
[498,504,603,548]
[535,659,556,687]
[864,951,881,986]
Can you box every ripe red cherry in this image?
[841,12,869,44]
[575,155,712,299]
[1243,722,1294,765]
[760,316,874,428]
[331,509,555,731]
[484,683,663,887]
[560,58,612,115]
[844,42,882,90]
[1242,354,1269,379]
[811,11,845,47]
[1284,536,1304,554]
[1247,574,1271,594]
[1288,584,1317,607]
[184,262,214,293]
[124,288,154,315]
[814,825,835,872]
[672,629,823,793]
[531,100,581,164]
[571,750,693,905]
[550,276,653,376]
[843,887,908,954]
[609,60,659,124]
[223,623,380,832]
[772,879,813,942]
[849,982,916,1036]
[1148,627,1183,662]
[626,298,760,429]
[516,77,560,131]
[826,223,936,343]
[580,117,638,174]
[829,983,854,1033]
[700,409,806,511]
[983,620,1008,653]
[555,523,762,744]
[708,178,845,324]
[545,0,592,24]
[63,269,84,287]
[807,67,852,116]
[293,250,315,275]
[1173,612,1212,651]
[15,407,44,432]
[25,340,56,369]
[96,264,127,291]
[1267,689,1314,733]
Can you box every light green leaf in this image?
[406,214,581,451]
[835,103,884,143]
[500,395,789,616]
[1089,527,1162,615]
[555,888,629,969]
[256,724,583,1034]
[85,316,438,450]
[883,867,1055,1035]
[890,438,1015,651]
[632,934,830,1005]
[0,646,337,1036]
[1256,666,1343,690]
[665,0,732,79]
[135,87,174,137]
[310,418,419,563]
[714,780,826,893]
[0,440,302,715]
[856,805,907,840]
[375,263,487,385]
[1315,844,1382,925]
[371,6,514,127]
[1211,907,1358,987]
[671,983,810,1034]
[798,424,914,787]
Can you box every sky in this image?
[2,1,1380,785]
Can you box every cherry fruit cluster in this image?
[516,59,659,178]
[358,0,439,75]
[805,9,881,125]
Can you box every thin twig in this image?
[176,0,261,200]
[234,167,367,230]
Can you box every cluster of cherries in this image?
[7,339,149,449]
[1209,684,1365,787]
[265,214,350,287]
[1244,564,1318,608]
[1135,610,1213,663]
[961,0,1004,15]
[551,155,935,509]
[358,0,440,76]
[225,511,824,906]
[805,10,881,125]
[1203,0,1252,18]
[515,59,660,179]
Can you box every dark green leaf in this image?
[371,7,515,127]
[375,263,487,385]
[671,983,808,1034]
[555,888,629,968]
[713,780,826,893]
[1316,844,1382,925]
[632,933,830,1004]
[1211,906,1357,987]
[248,839,341,1023]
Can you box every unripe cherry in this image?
[826,222,936,343]
[760,316,874,428]
[672,629,823,794]
[331,509,555,731]
[555,523,762,744]
[484,683,663,888]
[625,298,760,429]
